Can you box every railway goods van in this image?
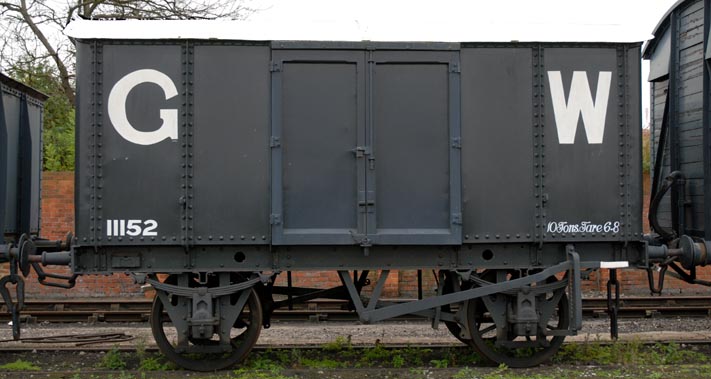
[4,3,711,369]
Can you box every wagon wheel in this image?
[465,271,569,368]
[150,275,262,371]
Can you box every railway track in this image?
[1,296,710,323]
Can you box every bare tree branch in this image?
[14,0,76,104]
[1,0,254,107]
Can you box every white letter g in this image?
[107,69,178,145]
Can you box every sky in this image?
[246,0,680,127]
[248,0,676,31]
[33,0,682,127]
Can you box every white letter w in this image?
[547,71,611,144]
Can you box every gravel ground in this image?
[2,316,711,349]
[1,317,711,379]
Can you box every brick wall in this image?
[15,171,711,300]
[23,171,144,299]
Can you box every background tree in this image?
[8,60,75,171]
[1,0,253,170]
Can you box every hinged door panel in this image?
[271,51,366,244]
[368,51,462,245]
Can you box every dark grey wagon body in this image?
[70,41,643,274]
[0,74,45,242]
[645,0,711,241]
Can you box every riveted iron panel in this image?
[75,41,94,244]
[1,78,43,237]
[542,46,641,242]
[1,91,20,235]
[67,39,647,274]
[460,47,534,244]
[369,51,461,245]
[26,100,42,235]
[96,44,184,245]
[191,44,270,245]
[271,50,366,245]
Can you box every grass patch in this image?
[0,359,40,371]
[554,340,708,366]
[98,347,128,370]
[138,355,172,371]
[300,358,344,369]
[322,335,353,352]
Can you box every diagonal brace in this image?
[340,260,572,324]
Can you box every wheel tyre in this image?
[466,276,569,368]
[150,287,262,371]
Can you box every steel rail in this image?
[1,296,710,323]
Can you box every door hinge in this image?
[270,61,282,72]
[451,137,462,149]
[270,214,282,225]
[270,136,281,148]
[449,63,461,73]
[451,213,462,225]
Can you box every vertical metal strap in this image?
[181,41,195,258]
[448,52,462,243]
[365,50,376,238]
[703,0,711,240]
[16,94,32,235]
[532,45,546,248]
[92,41,104,248]
[269,54,284,244]
[669,10,681,232]
[0,85,7,243]
[616,45,632,242]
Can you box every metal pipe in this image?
[649,171,686,240]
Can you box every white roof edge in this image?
[64,19,650,43]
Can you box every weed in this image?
[0,359,40,371]
[138,355,171,371]
[392,354,405,368]
[430,359,448,368]
[99,347,128,370]
[300,358,343,369]
[652,342,709,364]
[323,335,352,351]
[555,340,709,366]
[403,346,433,366]
[409,368,432,379]
[250,354,283,371]
[360,343,392,365]
[271,349,292,366]
[113,372,137,379]
[289,348,303,366]
[453,367,476,379]
[134,338,147,360]
[233,368,293,379]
